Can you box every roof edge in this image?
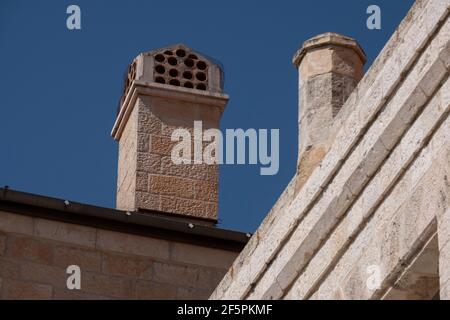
[0,188,250,252]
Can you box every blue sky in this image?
[0,0,415,232]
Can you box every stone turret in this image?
[293,33,366,188]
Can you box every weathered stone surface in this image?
[171,242,238,269]
[160,156,217,182]
[0,257,21,279]
[135,171,149,192]
[53,245,102,272]
[6,235,54,265]
[53,288,110,300]
[2,279,53,300]
[135,280,177,299]
[0,211,34,235]
[0,216,239,300]
[96,229,170,260]
[254,71,447,298]
[177,286,212,300]
[81,271,134,299]
[113,48,228,221]
[0,232,6,256]
[135,191,161,211]
[439,236,450,288]
[438,208,450,256]
[149,175,195,199]
[160,196,209,218]
[194,180,218,202]
[137,152,161,174]
[440,280,450,300]
[34,218,97,248]
[287,114,450,299]
[296,33,366,162]
[212,0,450,300]
[116,104,138,212]
[101,253,152,278]
[19,261,67,288]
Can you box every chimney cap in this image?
[118,44,225,116]
[293,32,366,68]
[143,43,223,70]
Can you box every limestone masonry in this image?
[0,43,244,300]
[212,0,450,300]
[0,0,449,300]
[112,44,228,223]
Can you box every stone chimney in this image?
[293,33,366,188]
[111,44,228,225]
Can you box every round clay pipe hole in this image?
[168,57,178,66]
[183,71,193,79]
[155,54,165,62]
[169,69,178,77]
[176,49,186,57]
[155,65,165,74]
[184,58,194,68]
[196,72,206,81]
[197,61,207,70]
[196,83,206,90]
[155,77,165,84]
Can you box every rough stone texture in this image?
[382,235,440,300]
[211,0,450,300]
[282,74,450,300]
[0,210,34,234]
[113,48,229,222]
[0,232,6,256]
[116,105,138,212]
[296,33,366,169]
[34,218,97,248]
[2,279,53,300]
[0,213,238,300]
[291,34,366,216]
[439,208,450,299]
[96,229,170,260]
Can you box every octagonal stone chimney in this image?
[293,33,366,189]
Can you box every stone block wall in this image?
[131,95,222,221]
[0,210,238,299]
[438,207,450,299]
[211,0,450,300]
[117,95,221,220]
[116,104,138,212]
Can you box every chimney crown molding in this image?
[293,32,367,68]
[111,79,229,141]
